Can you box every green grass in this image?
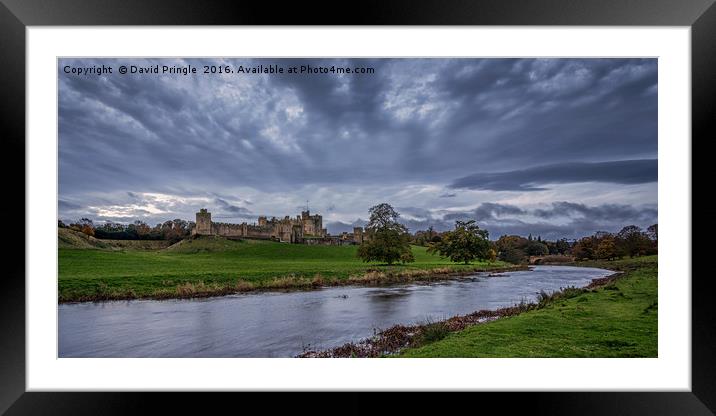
[59,234,515,302]
[58,228,171,250]
[399,256,657,357]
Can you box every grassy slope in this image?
[58,228,111,249]
[58,228,171,250]
[399,256,658,357]
[59,234,512,301]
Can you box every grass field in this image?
[58,228,171,250]
[58,230,516,302]
[398,256,658,357]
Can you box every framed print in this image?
[3,0,715,414]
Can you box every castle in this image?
[193,208,366,244]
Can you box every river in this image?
[58,265,612,357]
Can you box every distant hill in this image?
[58,228,171,250]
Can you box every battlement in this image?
[193,208,328,243]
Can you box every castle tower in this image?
[353,227,364,244]
[195,208,213,235]
[314,214,323,236]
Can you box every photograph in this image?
[0,0,711,408]
[57,57,658,358]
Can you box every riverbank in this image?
[300,256,656,358]
[58,236,524,302]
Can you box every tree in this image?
[72,217,95,237]
[487,248,497,263]
[495,235,528,252]
[357,203,414,265]
[646,223,658,254]
[495,235,529,263]
[524,240,549,256]
[156,218,193,243]
[554,238,571,255]
[646,224,658,242]
[546,238,571,255]
[595,235,617,260]
[427,220,490,264]
[500,248,527,264]
[616,225,651,257]
[412,226,438,246]
[131,220,151,239]
[572,236,596,260]
[425,226,436,241]
[365,203,407,232]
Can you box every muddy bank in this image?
[58,264,529,304]
[585,271,623,288]
[298,269,620,358]
[298,303,534,358]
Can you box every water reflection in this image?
[59,265,612,357]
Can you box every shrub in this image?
[415,319,450,345]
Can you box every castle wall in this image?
[194,209,345,244]
[304,236,350,246]
[273,222,295,242]
[246,224,273,239]
[292,224,303,243]
[213,222,246,238]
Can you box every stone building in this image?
[192,208,330,243]
[353,227,365,244]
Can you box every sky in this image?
[58,58,657,240]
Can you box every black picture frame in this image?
[1,0,713,414]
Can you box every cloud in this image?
[473,202,527,219]
[532,201,657,222]
[326,219,367,235]
[449,159,657,191]
[58,199,82,211]
[59,58,656,194]
[58,58,657,238]
[386,201,657,240]
[214,198,252,217]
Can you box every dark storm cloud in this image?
[533,201,657,222]
[390,201,657,240]
[443,203,525,222]
[214,198,252,216]
[397,206,434,220]
[323,200,655,241]
[473,203,527,219]
[58,57,657,238]
[58,199,82,211]
[449,159,657,191]
[59,58,657,194]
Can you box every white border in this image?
[27,27,690,391]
